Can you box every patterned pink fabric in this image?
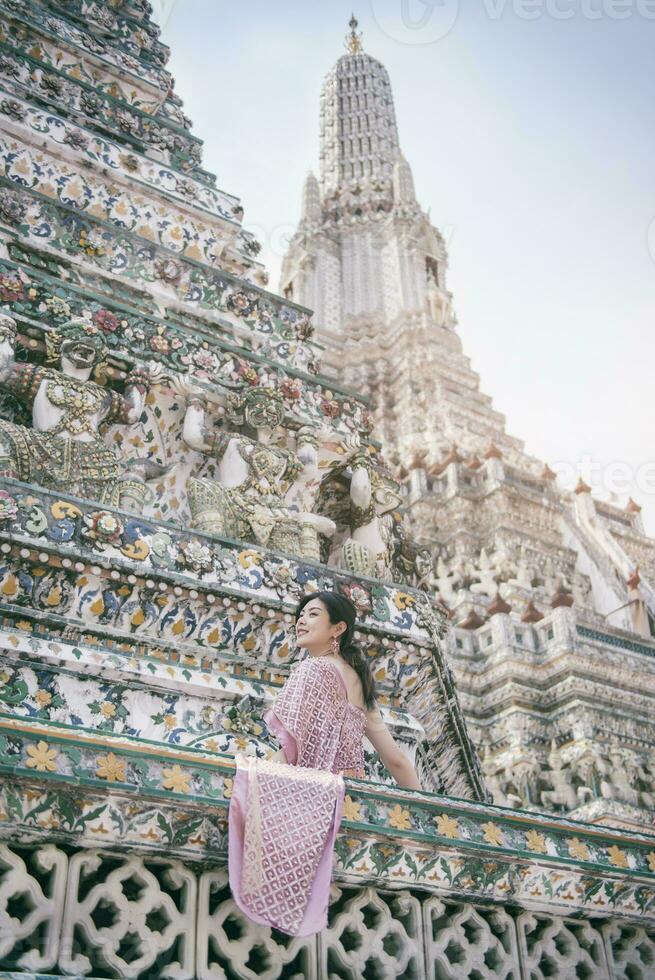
[265,656,367,777]
[228,755,344,936]
[228,656,367,936]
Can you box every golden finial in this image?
[345,13,363,54]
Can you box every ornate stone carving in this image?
[59,851,196,977]
[176,379,332,556]
[0,843,68,972]
[324,449,403,580]
[0,840,652,978]
[0,316,160,506]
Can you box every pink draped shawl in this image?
[228,656,366,936]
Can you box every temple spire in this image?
[345,13,363,54]
[319,21,399,198]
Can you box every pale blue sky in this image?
[156,1,655,533]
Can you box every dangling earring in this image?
[331,635,339,655]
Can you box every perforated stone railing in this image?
[0,811,654,977]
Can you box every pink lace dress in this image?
[228,656,367,937]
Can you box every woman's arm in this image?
[365,704,423,791]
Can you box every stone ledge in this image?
[0,240,324,378]
[0,179,313,331]
[0,479,434,638]
[0,716,654,921]
[0,252,359,409]
[0,87,239,223]
[0,40,203,171]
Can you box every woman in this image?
[228,591,422,937]
[269,592,423,788]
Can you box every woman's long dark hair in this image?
[294,590,377,709]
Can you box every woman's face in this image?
[295,598,343,653]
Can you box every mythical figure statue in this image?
[540,740,580,813]
[0,315,160,506]
[604,746,642,807]
[283,425,336,560]
[340,449,403,580]
[566,736,606,804]
[388,515,434,588]
[175,378,333,556]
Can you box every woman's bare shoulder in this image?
[321,657,365,710]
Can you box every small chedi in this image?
[0,5,652,980]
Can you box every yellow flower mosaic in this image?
[481,822,504,846]
[238,550,262,569]
[568,838,590,861]
[607,845,629,869]
[343,795,361,821]
[525,830,548,854]
[26,741,58,773]
[435,814,460,840]
[162,765,191,794]
[96,753,126,783]
[393,592,415,611]
[388,804,412,830]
